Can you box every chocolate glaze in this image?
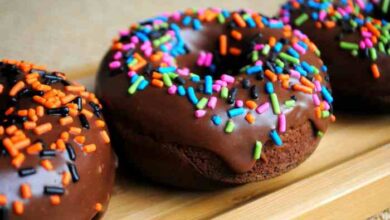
[96,10,332,184]
[0,61,116,219]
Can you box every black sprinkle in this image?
[242,79,251,89]
[265,61,275,72]
[144,63,154,76]
[0,207,9,220]
[173,77,186,85]
[291,95,297,101]
[123,48,135,59]
[79,114,90,129]
[44,186,65,195]
[88,102,102,118]
[72,97,82,111]
[227,88,238,104]
[68,163,80,183]
[46,107,69,116]
[40,150,56,157]
[250,85,259,99]
[18,167,37,177]
[66,143,76,161]
[197,84,204,93]
[256,72,265,81]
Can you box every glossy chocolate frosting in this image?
[0,60,116,220]
[96,9,333,183]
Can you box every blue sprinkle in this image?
[135,32,148,42]
[311,12,319,20]
[287,47,300,58]
[245,17,256,28]
[321,86,334,104]
[187,87,199,105]
[191,75,201,83]
[321,65,328,72]
[211,115,222,126]
[275,66,283,74]
[158,66,176,73]
[246,65,263,75]
[296,65,308,76]
[270,130,283,146]
[130,74,139,83]
[301,61,314,73]
[269,21,284,29]
[171,23,180,32]
[274,42,283,52]
[193,19,202,30]
[227,108,245,118]
[222,10,230,18]
[138,80,149,90]
[177,85,186,96]
[265,82,274,94]
[204,75,213,95]
[160,45,168,52]
[183,16,192,26]
[126,56,134,64]
[298,41,308,50]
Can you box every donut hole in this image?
[176,24,257,78]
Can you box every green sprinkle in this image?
[224,120,235,133]
[153,39,161,47]
[252,51,259,62]
[275,58,284,68]
[128,76,144,95]
[383,0,390,13]
[240,65,249,73]
[379,42,385,53]
[285,100,296,108]
[159,35,171,44]
[221,86,228,99]
[369,48,377,61]
[312,66,319,74]
[322,110,330,118]
[168,72,177,78]
[218,13,225,23]
[279,52,300,64]
[270,93,281,115]
[351,50,358,57]
[196,97,208,109]
[339,41,359,50]
[162,74,172,87]
[128,59,138,67]
[294,13,309,26]
[253,141,263,160]
[262,45,271,55]
[317,131,324,137]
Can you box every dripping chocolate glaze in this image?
[96,12,332,174]
[0,63,116,219]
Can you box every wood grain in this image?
[215,144,390,220]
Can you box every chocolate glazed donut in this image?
[96,9,335,189]
[0,60,116,219]
[280,0,390,112]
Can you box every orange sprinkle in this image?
[330,114,337,122]
[95,203,103,212]
[27,142,43,155]
[13,138,31,150]
[83,144,97,153]
[61,94,76,104]
[62,172,72,186]
[245,113,255,124]
[95,120,106,128]
[232,13,246,28]
[0,126,4,136]
[81,109,94,119]
[33,96,46,105]
[152,72,162,79]
[3,138,18,157]
[36,106,45,117]
[41,159,54,170]
[366,22,380,37]
[50,195,61,206]
[60,132,70,141]
[20,184,32,199]
[9,81,25,97]
[371,64,380,79]
[314,107,322,119]
[59,116,74,126]
[245,100,257,110]
[69,108,78,117]
[13,201,24,215]
[34,123,53,135]
[100,130,111,144]
[74,136,86,144]
[69,127,82,135]
[264,70,278,82]
[150,51,163,62]
[23,121,37,130]
[293,84,313,94]
[252,14,264,28]
[56,139,66,151]
[65,85,86,92]
[230,30,242,40]
[229,47,241,56]
[0,194,7,206]
[6,125,18,135]
[219,35,228,56]
[12,153,25,168]
[5,107,14,116]
[151,79,164,88]
[0,84,3,94]
[269,37,277,47]
[324,21,336,29]
[300,77,315,89]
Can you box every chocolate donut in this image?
[0,60,116,219]
[96,9,335,189]
[280,0,390,111]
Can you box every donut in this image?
[280,0,390,111]
[96,8,335,189]
[0,60,116,219]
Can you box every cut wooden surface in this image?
[216,144,390,220]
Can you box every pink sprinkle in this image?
[221,74,235,84]
[365,38,373,48]
[119,29,130,36]
[281,16,290,23]
[337,8,346,16]
[290,69,301,79]
[323,101,330,110]
[293,43,306,54]
[319,11,327,21]
[207,96,217,109]
[177,68,189,76]
[362,31,372,38]
[278,114,286,133]
[256,102,270,114]
[122,43,135,51]
[205,53,213,67]
[215,80,227,87]
[128,71,137,78]
[235,100,244,107]
[293,30,305,39]
[172,12,181,21]
[360,41,366,49]
[144,48,153,57]
[255,60,263,66]
[131,36,139,44]
[313,80,322,92]
[212,84,221,92]
[168,85,177,95]
[197,51,206,66]
[109,61,121,70]
[141,42,151,51]
[356,0,365,9]
[113,51,123,60]
[254,44,264,50]
[312,94,321,106]
[195,110,207,118]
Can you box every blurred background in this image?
[0,0,284,79]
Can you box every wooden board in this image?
[2,0,390,218]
